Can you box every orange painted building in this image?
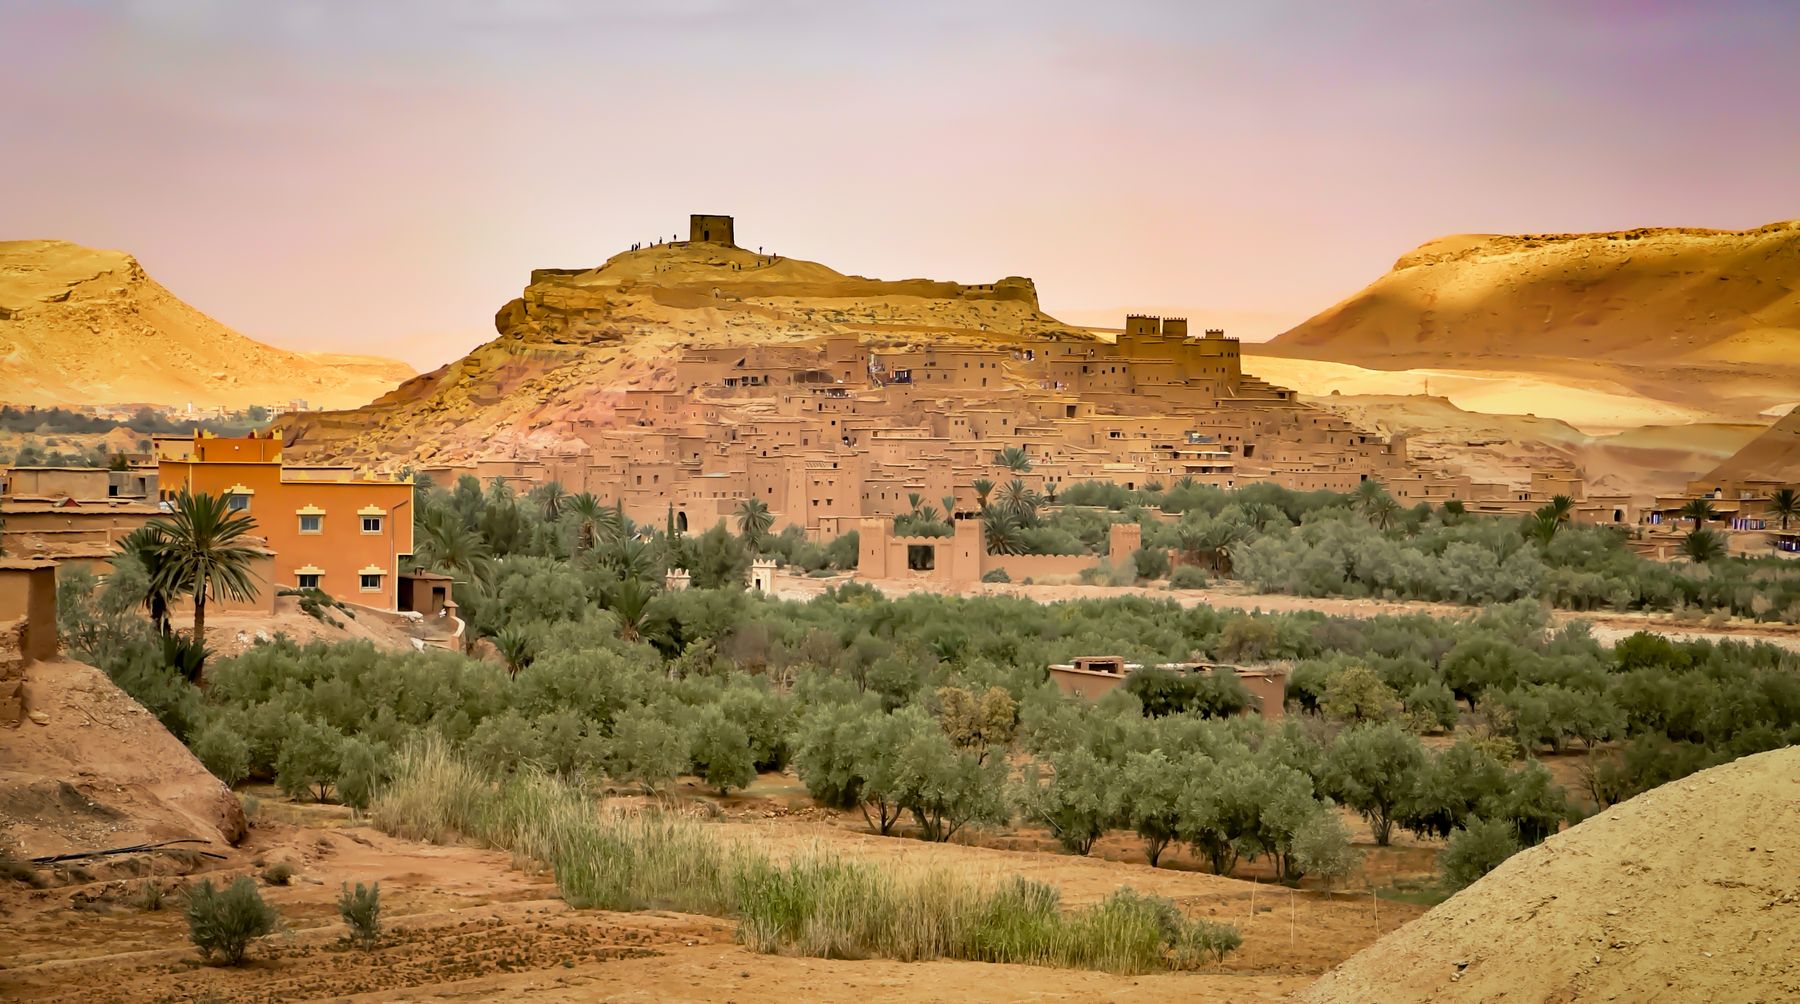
[157,430,414,609]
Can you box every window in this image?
[360,573,383,592]
[361,516,382,534]
[227,494,250,512]
[299,514,322,534]
[906,544,936,571]
[297,573,321,589]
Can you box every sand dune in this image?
[0,240,412,410]
[1261,221,1800,423]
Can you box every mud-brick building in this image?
[157,430,413,609]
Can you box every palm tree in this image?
[972,478,994,510]
[534,481,567,521]
[150,490,263,646]
[995,446,1032,473]
[607,576,659,643]
[1369,495,1402,532]
[735,497,774,550]
[566,492,622,553]
[118,525,178,635]
[1770,487,1798,531]
[493,625,535,679]
[941,495,958,520]
[906,492,923,516]
[1681,528,1726,564]
[1352,479,1386,514]
[982,508,1028,555]
[1544,494,1575,525]
[996,478,1041,524]
[1679,497,1717,529]
[603,535,657,581]
[414,507,495,586]
[1524,511,1560,546]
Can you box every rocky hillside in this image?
[1262,221,1800,421]
[288,240,1094,465]
[1303,746,1800,1004]
[0,240,412,410]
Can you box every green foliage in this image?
[689,704,755,795]
[1014,746,1120,854]
[1167,565,1208,589]
[1124,668,1251,719]
[1439,818,1521,891]
[337,882,381,948]
[335,737,393,811]
[1323,721,1425,846]
[276,719,343,802]
[1292,809,1358,890]
[606,705,690,791]
[1320,664,1398,724]
[191,720,250,787]
[185,876,278,966]
[1131,546,1171,581]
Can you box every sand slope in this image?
[1301,746,1800,1004]
[0,658,245,858]
[1261,221,1800,422]
[1699,406,1800,486]
[0,240,412,409]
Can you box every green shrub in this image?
[261,861,294,885]
[981,568,1012,584]
[337,881,381,947]
[1440,817,1520,891]
[190,721,250,787]
[186,876,278,965]
[1131,547,1170,582]
[1167,566,1207,589]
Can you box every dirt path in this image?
[776,573,1800,652]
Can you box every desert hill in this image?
[1301,746,1800,1003]
[1,657,244,860]
[0,240,412,410]
[1260,221,1800,422]
[1698,405,1800,488]
[288,240,1096,464]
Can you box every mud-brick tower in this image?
[689,214,736,247]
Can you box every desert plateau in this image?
[4,5,1799,1004]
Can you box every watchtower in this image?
[1123,314,1161,340]
[1162,317,1189,339]
[689,214,735,247]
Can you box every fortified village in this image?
[291,214,1645,568]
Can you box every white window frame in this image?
[359,573,383,592]
[361,515,383,534]
[298,514,323,534]
[297,573,322,590]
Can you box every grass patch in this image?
[371,739,1239,974]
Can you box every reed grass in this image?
[371,738,1239,974]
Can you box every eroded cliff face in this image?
[0,240,412,410]
[287,241,1091,465]
[1261,221,1800,420]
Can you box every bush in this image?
[261,861,295,885]
[186,876,278,965]
[689,704,755,795]
[337,881,381,948]
[1439,818,1520,891]
[981,568,1012,584]
[1167,566,1208,589]
[190,721,250,787]
[1131,547,1171,581]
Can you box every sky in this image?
[3,1,1797,371]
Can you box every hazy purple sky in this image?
[4,1,1796,369]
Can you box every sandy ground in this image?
[1302,746,1800,1003]
[776,573,1800,653]
[0,772,1428,1003]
